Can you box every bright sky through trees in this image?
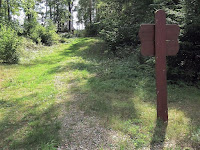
[14,0,84,29]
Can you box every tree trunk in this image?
[0,0,2,16]
[68,1,71,32]
[27,8,31,21]
[45,0,48,20]
[6,0,11,21]
[96,2,99,22]
[50,2,52,20]
[56,2,60,31]
[53,3,56,23]
[89,0,92,24]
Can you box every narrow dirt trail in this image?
[51,39,134,150]
[55,75,134,150]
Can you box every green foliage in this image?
[26,21,60,46]
[41,21,60,46]
[29,24,46,44]
[22,0,60,46]
[76,0,200,82]
[191,128,200,147]
[0,25,20,63]
[41,30,60,46]
[167,0,200,82]
[78,0,96,25]
[97,1,153,55]
[74,30,86,37]
[84,23,99,37]
[23,2,38,36]
[39,141,58,150]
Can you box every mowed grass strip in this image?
[0,38,79,149]
[0,38,200,149]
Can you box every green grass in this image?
[0,39,75,149]
[0,37,200,149]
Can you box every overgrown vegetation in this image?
[77,0,200,83]
[0,21,59,63]
[0,25,20,63]
[27,21,60,46]
[0,0,75,63]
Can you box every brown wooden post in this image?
[155,10,168,121]
[139,10,180,122]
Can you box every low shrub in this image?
[41,30,60,46]
[0,25,20,63]
[30,24,46,44]
[75,30,86,37]
[85,23,99,37]
[27,21,60,46]
[41,21,60,46]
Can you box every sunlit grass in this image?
[0,37,199,149]
[58,38,200,149]
[0,39,80,149]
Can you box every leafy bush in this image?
[75,30,86,37]
[40,21,60,46]
[98,1,152,55]
[59,33,73,43]
[25,20,60,46]
[85,23,99,37]
[191,128,200,148]
[30,24,46,44]
[0,25,20,63]
[166,0,200,83]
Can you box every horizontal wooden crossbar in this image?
[139,24,180,56]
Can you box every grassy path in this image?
[0,38,200,149]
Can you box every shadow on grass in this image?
[60,38,91,56]
[57,38,200,148]
[150,120,168,149]
[56,38,139,120]
[0,93,67,149]
[2,38,198,148]
[46,38,155,148]
[0,39,98,149]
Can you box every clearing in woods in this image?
[0,38,200,149]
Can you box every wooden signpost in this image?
[139,10,180,121]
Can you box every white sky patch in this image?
[14,0,84,30]
[13,9,25,25]
[73,0,85,30]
